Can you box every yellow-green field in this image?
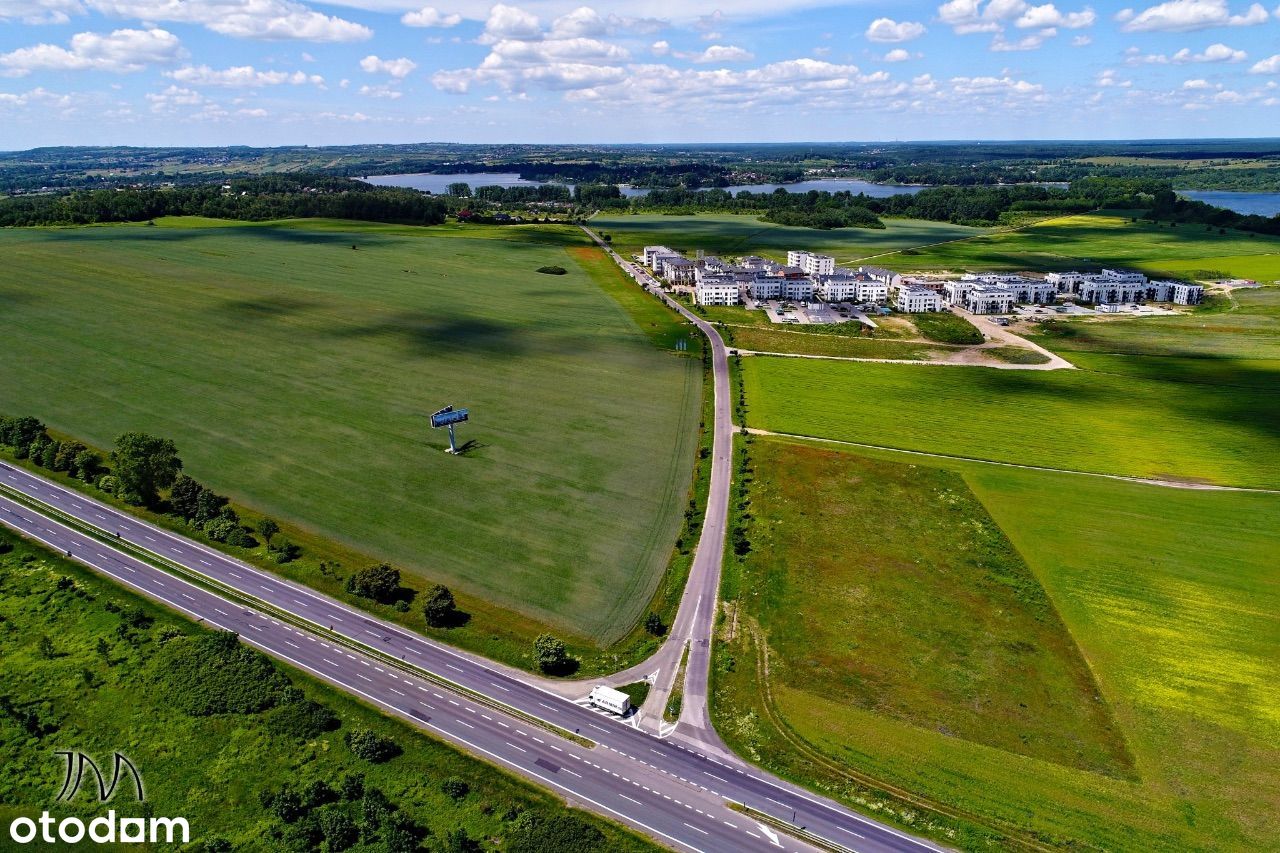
[713,437,1280,851]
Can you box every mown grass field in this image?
[740,355,1280,488]
[0,218,700,643]
[725,327,937,360]
[891,212,1280,280]
[712,437,1280,851]
[0,530,658,851]
[591,213,988,263]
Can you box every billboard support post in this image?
[429,405,470,454]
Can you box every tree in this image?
[110,432,182,507]
[446,182,472,198]
[37,635,56,659]
[255,518,279,544]
[533,634,569,674]
[72,449,102,482]
[192,489,228,526]
[0,415,46,453]
[345,563,400,603]
[422,584,457,627]
[168,475,205,520]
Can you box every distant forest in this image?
[0,175,447,227]
[2,172,1277,237]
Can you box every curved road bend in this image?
[0,467,939,853]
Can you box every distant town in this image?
[641,245,1206,320]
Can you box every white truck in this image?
[587,685,631,716]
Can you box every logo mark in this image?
[54,752,145,803]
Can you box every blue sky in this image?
[1,0,1279,147]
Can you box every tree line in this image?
[0,415,296,560]
[0,175,447,227]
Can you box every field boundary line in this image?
[736,623,1053,851]
[739,428,1280,493]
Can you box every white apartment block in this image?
[662,257,697,284]
[695,281,740,306]
[895,285,945,313]
[966,287,1016,314]
[814,274,889,304]
[1168,282,1205,305]
[643,245,675,268]
[748,278,781,300]
[860,265,904,289]
[781,279,815,301]
[787,250,836,276]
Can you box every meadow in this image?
[0,218,700,643]
[0,530,658,851]
[712,436,1280,851]
[591,213,988,263]
[739,356,1280,488]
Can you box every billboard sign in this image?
[430,407,469,428]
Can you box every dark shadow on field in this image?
[326,310,528,356]
[216,295,319,320]
[958,349,1280,446]
[0,288,38,308]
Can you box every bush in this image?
[345,563,401,603]
[440,777,469,801]
[344,728,401,763]
[264,698,341,740]
[533,633,570,674]
[644,612,666,636]
[271,537,301,564]
[535,265,567,275]
[506,813,606,853]
[155,631,292,716]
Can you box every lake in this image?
[1177,190,1280,217]
[361,172,926,199]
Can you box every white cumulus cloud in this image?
[1015,3,1096,28]
[86,0,370,42]
[1250,54,1280,72]
[0,26,181,76]
[865,17,926,42]
[694,44,754,63]
[360,54,417,78]
[168,64,323,86]
[1120,0,1268,32]
[400,6,460,28]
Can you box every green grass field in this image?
[592,213,988,263]
[0,218,700,643]
[0,530,658,852]
[740,356,1280,488]
[725,327,938,360]
[890,213,1280,280]
[713,437,1280,851]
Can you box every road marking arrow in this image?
[756,822,782,847]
